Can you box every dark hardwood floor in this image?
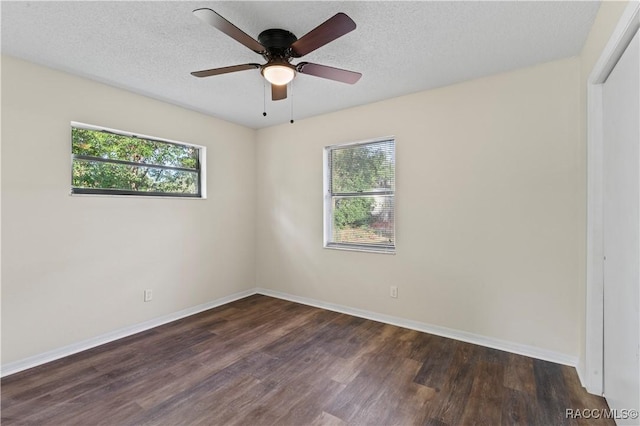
[2,295,612,425]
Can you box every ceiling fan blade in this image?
[272,84,287,101]
[297,62,362,84]
[193,8,265,54]
[291,13,356,58]
[191,63,261,78]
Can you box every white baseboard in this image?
[2,287,580,380]
[0,289,256,377]
[256,288,579,368]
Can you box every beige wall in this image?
[1,56,256,363]
[2,1,631,371]
[256,57,582,357]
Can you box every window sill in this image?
[69,192,206,200]
[324,243,396,255]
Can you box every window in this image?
[325,138,395,253]
[71,123,204,198]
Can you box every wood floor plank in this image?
[421,340,480,425]
[458,359,505,425]
[349,356,436,425]
[533,359,574,426]
[1,295,613,426]
[503,352,537,396]
[413,334,455,391]
[330,322,396,385]
[501,387,537,426]
[180,376,279,426]
[310,411,348,426]
[326,324,426,422]
[270,378,346,425]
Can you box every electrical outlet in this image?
[144,289,153,302]
[390,286,398,298]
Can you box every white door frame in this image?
[585,0,640,395]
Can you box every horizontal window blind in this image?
[326,139,395,252]
[329,140,395,195]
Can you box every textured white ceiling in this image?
[1,1,600,129]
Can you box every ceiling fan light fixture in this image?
[191,9,361,103]
[262,64,295,85]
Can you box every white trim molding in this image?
[585,0,640,395]
[0,289,255,377]
[257,288,578,367]
[3,287,580,378]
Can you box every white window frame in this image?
[323,136,396,254]
[70,122,206,199]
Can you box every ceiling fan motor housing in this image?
[258,29,297,60]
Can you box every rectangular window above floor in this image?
[71,122,205,198]
[324,138,396,253]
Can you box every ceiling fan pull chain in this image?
[290,81,294,124]
[262,80,267,117]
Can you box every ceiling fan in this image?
[191,8,362,101]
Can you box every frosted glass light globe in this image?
[262,65,295,85]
